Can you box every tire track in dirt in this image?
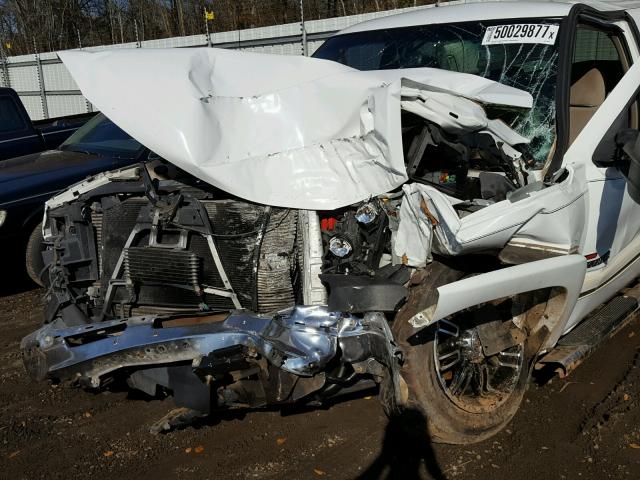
[580,348,640,435]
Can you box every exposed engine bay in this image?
[38,109,533,323]
[21,105,550,424]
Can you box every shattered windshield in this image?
[314,19,561,168]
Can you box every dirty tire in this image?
[391,262,532,445]
[25,222,45,287]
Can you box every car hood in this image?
[60,48,533,210]
[0,150,99,181]
[0,149,113,206]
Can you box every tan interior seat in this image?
[569,68,606,145]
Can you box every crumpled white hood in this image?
[60,48,532,210]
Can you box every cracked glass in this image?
[314,19,561,168]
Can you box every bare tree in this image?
[0,0,436,55]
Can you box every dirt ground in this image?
[2,282,640,480]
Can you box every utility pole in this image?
[33,37,49,119]
[235,2,241,49]
[300,0,307,56]
[134,19,141,47]
[204,6,214,47]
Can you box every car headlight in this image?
[355,202,378,225]
[329,236,353,258]
[0,210,6,228]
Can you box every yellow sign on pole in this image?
[205,10,215,21]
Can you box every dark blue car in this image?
[0,87,94,162]
[0,113,151,287]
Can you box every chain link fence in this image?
[0,3,446,121]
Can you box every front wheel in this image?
[25,222,45,287]
[391,263,533,444]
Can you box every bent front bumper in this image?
[21,306,403,411]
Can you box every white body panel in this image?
[416,50,640,339]
[410,255,587,349]
[59,49,530,211]
[561,57,640,331]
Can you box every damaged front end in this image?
[22,307,403,414]
[22,164,410,418]
[21,44,579,424]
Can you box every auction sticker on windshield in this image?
[482,24,559,45]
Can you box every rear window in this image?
[0,96,27,134]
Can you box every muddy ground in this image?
[2,279,640,479]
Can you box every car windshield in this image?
[60,113,144,159]
[313,19,562,168]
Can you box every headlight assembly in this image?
[328,235,353,258]
[355,202,378,225]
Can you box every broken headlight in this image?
[321,200,391,275]
[329,236,353,258]
[355,202,378,225]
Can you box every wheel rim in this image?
[433,318,524,414]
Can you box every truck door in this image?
[562,16,640,325]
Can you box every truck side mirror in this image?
[617,128,640,162]
[593,128,638,169]
[616,128,640,203]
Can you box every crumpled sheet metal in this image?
[393,184,463,266]
[394,166,587,267]
[392,185,435,267]
[21,306,397,389]
[59,48,532,210]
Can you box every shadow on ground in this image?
[359,408,446,480]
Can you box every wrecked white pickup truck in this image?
[21,0,640,444]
